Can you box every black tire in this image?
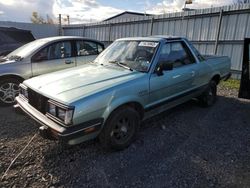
[99,106,140,151]
[0,78,20,106]
[199,80,217,107]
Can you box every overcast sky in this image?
[0,0,240,23]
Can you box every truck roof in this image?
[117,35,184,42]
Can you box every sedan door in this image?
[149,41,198,107]
[75,40,104,66]
[31,40,76,77]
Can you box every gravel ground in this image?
[0,86,250,188]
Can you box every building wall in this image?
[0,21,59,39]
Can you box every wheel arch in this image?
[211,74,221,85]
[103,100,145,124]
[0,74,25,83]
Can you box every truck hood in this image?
[24,64,145,104]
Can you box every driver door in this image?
[31,40,76,77]
[148,41,197,107]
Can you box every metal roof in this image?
[103,11,153,22]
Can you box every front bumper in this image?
[15,96,103,144]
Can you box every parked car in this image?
[0,36,104,106]
[15,36,231,150]
[0,27,35,56]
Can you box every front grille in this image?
[28,89,48,114]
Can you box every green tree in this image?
[31,12,45,24]
[31,12,54,24]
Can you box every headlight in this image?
[47,100,74,126]
[48,103,56,116]
[58,108,66,120]
[65,110,74,125]
[19,84,28,99]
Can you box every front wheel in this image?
[0,78,20,106]
[99,106,140,151]
[198,80,217,107]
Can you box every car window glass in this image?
[94,40,159,72]
[49,41,71,59]
[76,41,98,56]
[159,41,196,69]
[32,41,71,62]
[188,41,205,62]
[97,44,104,53]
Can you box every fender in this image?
[102,94,145,122]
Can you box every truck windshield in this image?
[95,40,159,72]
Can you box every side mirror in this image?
[156,61,173,76]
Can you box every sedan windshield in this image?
[95,40,159,72]
[6,39,48,59]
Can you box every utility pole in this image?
[183,0,193,11]
[67,15,70,25]
[59,14,62,36]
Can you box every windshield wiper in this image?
[109,61,133,71]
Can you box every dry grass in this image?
[220,79,240,90]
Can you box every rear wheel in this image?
[0,78,20,106]
[99,106,140,151]
[199,80,217,107]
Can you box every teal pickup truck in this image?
[15,36,231,150]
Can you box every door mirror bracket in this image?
[156,61,173,76]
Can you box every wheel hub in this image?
[121,126,128,133]
[0,83,19,103]
[110,117,133,143]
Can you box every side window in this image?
[159,41,196,69]
[188,41,205,62]
[32,41,72,62]
[97,44,104,54]
[76,41,100,56]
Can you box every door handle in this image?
[173,75,181,79]
[191,71,195,77]
[65,60,74,64]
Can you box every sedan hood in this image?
[24,64,145,103]
[0,58,16,64]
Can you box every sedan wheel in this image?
[0,79,20,106]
